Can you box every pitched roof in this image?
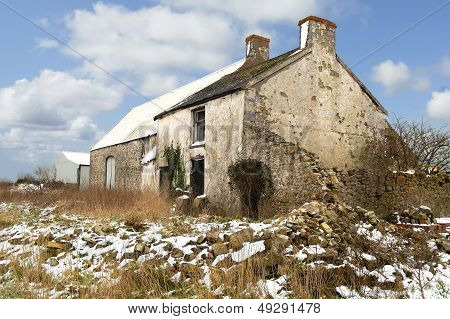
[91,59,245,151]
[155,49,388,119]
[62,151,90,166]
[154,48,306,119]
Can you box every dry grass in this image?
[0,179,12,188]
[0,253,56,298]
[0,247,415,299]
[0,206,21,229]
[0,184,173,224]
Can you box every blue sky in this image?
[0,0,449,180]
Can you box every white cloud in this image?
[371,60,430,95]
[6,0,366,164]
[0,69,123,127]
[36,38,59,49]
[61,2,240,97]
[439,57,450,76]
[162,0,365,26]
[427,89,450,122]
[0,69,121,160]
[37,18,49,28]
[44,1,366,97]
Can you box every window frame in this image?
[192,107,205,145]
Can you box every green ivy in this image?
[163,143,186,192]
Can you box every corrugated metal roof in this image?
[91,59,245,151]
[62,151,90,166]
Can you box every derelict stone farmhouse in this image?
[90,16,390,212]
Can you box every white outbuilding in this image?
[55,151,90,187]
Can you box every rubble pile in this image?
[388,205,436,225]
[0,201,449,299]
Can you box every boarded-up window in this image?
[106,156,116,189]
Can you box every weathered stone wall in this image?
[141,135,158,191]
[90,138,146,189]
[336,170,450,217]
[156,91,245,210]
[243,23,386,170]
[240,127,329,215]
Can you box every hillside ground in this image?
[0,183,449,299]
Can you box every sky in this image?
[0,0,449,180]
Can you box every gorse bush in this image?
[227,159,273,219]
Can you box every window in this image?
[193,108,205,143]
[105,156,116,189]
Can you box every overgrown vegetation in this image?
[0,179,11,188]
[227,159,273,219]
[15,173,39,185]
[363,117,449,173]
[163,143,186,193]
[33,165,56,184]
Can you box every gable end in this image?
[336,55,388,115]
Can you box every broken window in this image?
[193,108,205,143]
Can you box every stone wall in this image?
[141,135,158,191]
[156,91,245,211]
[90,138,146,189]
[240,122,450,217]
[241,126,329,215]
[243,23,387,171]
[336,170,450,217]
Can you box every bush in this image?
[16,173,39,185]
[34,165,56,184]
[227,159,273,219]
[362,117,449,173]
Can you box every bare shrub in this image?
[227,159,273,219]
[16,173,39,185]
[34,165,56,184]
[362,117,449,173]
[395,118,449,173]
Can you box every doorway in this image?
[106,156,116,189]
[159,166,169,194]
[191,158,204,196]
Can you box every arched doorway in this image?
[106,156,116,189]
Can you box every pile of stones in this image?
[388,205,436,225]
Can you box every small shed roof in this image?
[62,151,90,166]
[91,59,245,151]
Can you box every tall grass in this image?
[0,184,173,223]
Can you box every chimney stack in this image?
[241,34,270,69]
[298,16,336,55]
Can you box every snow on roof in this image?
[62,151,90,166]
[91,59,245,151]
[141,146,156,164]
